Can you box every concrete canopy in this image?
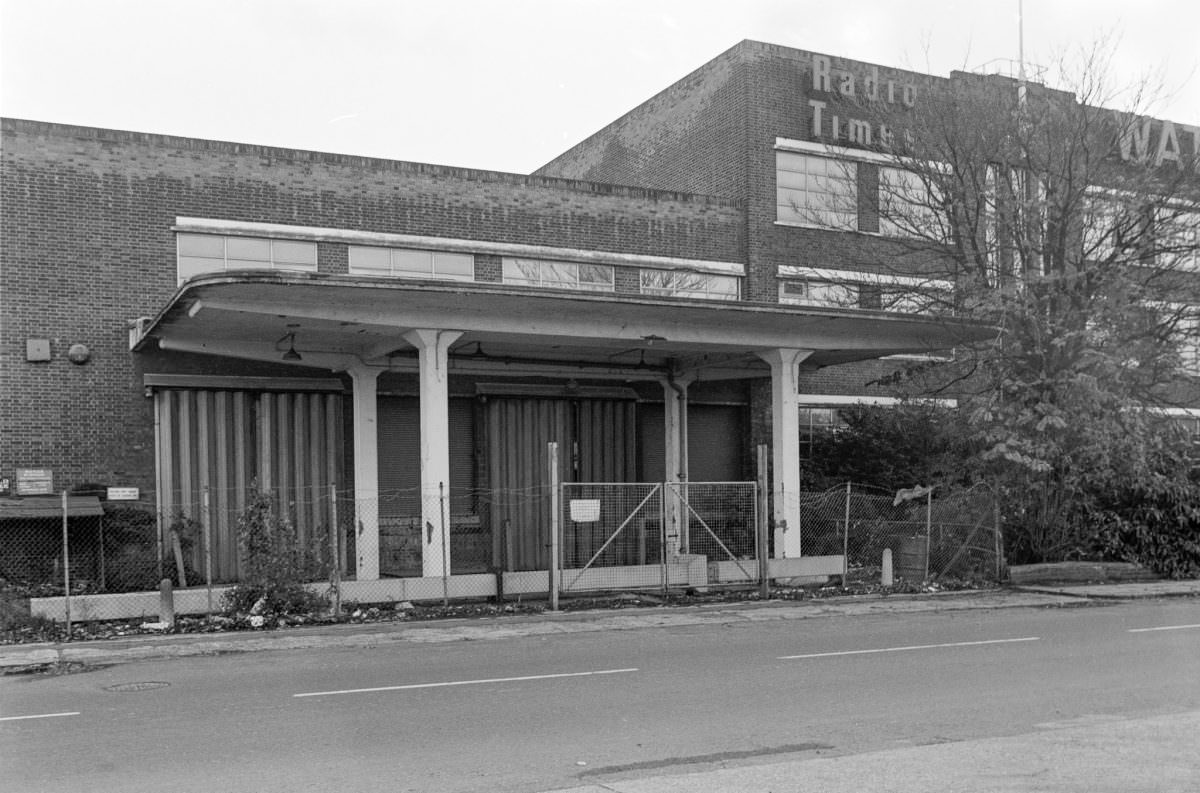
[132,271,995,378]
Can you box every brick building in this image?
[5,40,1190,595]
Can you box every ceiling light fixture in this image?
[279,332,302,361]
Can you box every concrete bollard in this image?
[159,578,175,628]
[881,548,894,587]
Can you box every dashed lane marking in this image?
[1128,623,1200,633]
[293,667,639,698]
[0,712,80,723]
[779,636,1041,660]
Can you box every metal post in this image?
[843,482,851,586]
[994,491,1004,581]
[924,488,933,581]
[61,490,71,635]
[440,482,449,606]
[202,487,213,616]
[757,444,770,598]
[548,442,560,611]
[330,484,341,617]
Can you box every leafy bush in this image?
[221,488,328,619]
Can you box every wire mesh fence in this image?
[3,479,1002,624]
[798,482,1003,584]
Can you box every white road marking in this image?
[779,636,1040,660]
[293,667,639,698]
[0,712,80,723]
[1128,623,1200,633]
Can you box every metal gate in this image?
[558,481,758,594]
[668,481,759,585]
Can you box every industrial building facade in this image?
[10,39,1189,595]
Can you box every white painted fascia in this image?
[774,137,945,172]
[778,265,953,291]
[797,394,958,408]
[173,217,744,277]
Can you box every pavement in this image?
[548,708,1200,793]
[3,579,1198,671]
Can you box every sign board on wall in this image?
[106,487,140,501]
[15,468,54,496]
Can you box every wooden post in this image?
[548,442,560,611]
[757,445,770,598]
[61,491,71,635]
[924,489,933,581]
[202,488,213,615]
[330,484,341,617]
[440,482,450,606]
[843,482,851,585]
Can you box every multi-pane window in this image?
[640,269,740,301]
[776,152,858,230]
[349,246,474,281]
[879,167,944,240]
[779,280,858,308]
[1082,195,1148,264]
[177,234,317,283]
[1158,212,1200,272]
[799,407,842,458]
[501,258,614,291]
[780,279,933,314]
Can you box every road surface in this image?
[2,598,1198,792]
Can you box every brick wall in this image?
[1,119,745,495]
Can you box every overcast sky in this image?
[2,0,1197,174]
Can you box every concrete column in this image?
[404,329,463,578]
[662,375,694,556]
[757,348,813,558]
[347,365,381,580]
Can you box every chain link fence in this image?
[4,478,1003,625]
[799,482,1004,584]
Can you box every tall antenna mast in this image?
[1018,0,1027,105]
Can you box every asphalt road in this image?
[2,598,1199,793]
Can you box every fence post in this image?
[757,444,770,598]
[202,487,213,616]
[61,490,71,635]
[993,491,1004,581]
[329,484,341,617]
[440,482,449,606]
[548,442,560,611]
[924,489,933,581]
[843,482,851,585]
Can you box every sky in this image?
[1,0,1197,175]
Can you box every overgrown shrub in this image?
[221,489,328,618]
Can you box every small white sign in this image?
[569,499,601,522]
[15,468,53,496]
[106,487,140,501]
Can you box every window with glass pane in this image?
[879,167,943,239]
[799,407,840,458]
[226,237,272,270]
[640,269,739,300]
[501,258,614,291]
[177,234,316,283]
[1159,213,1200,272]
[349,246,392,274]
[779,280,858,307]
[349,247,475,281]
[777,152,857,230]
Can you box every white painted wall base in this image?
[29,556,844,621]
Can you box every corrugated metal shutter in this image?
[377,396,475,519]
[156,388,342,581]
[485,397,636,571]
[485,398,570,571]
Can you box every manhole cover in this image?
[105,681,170,692]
